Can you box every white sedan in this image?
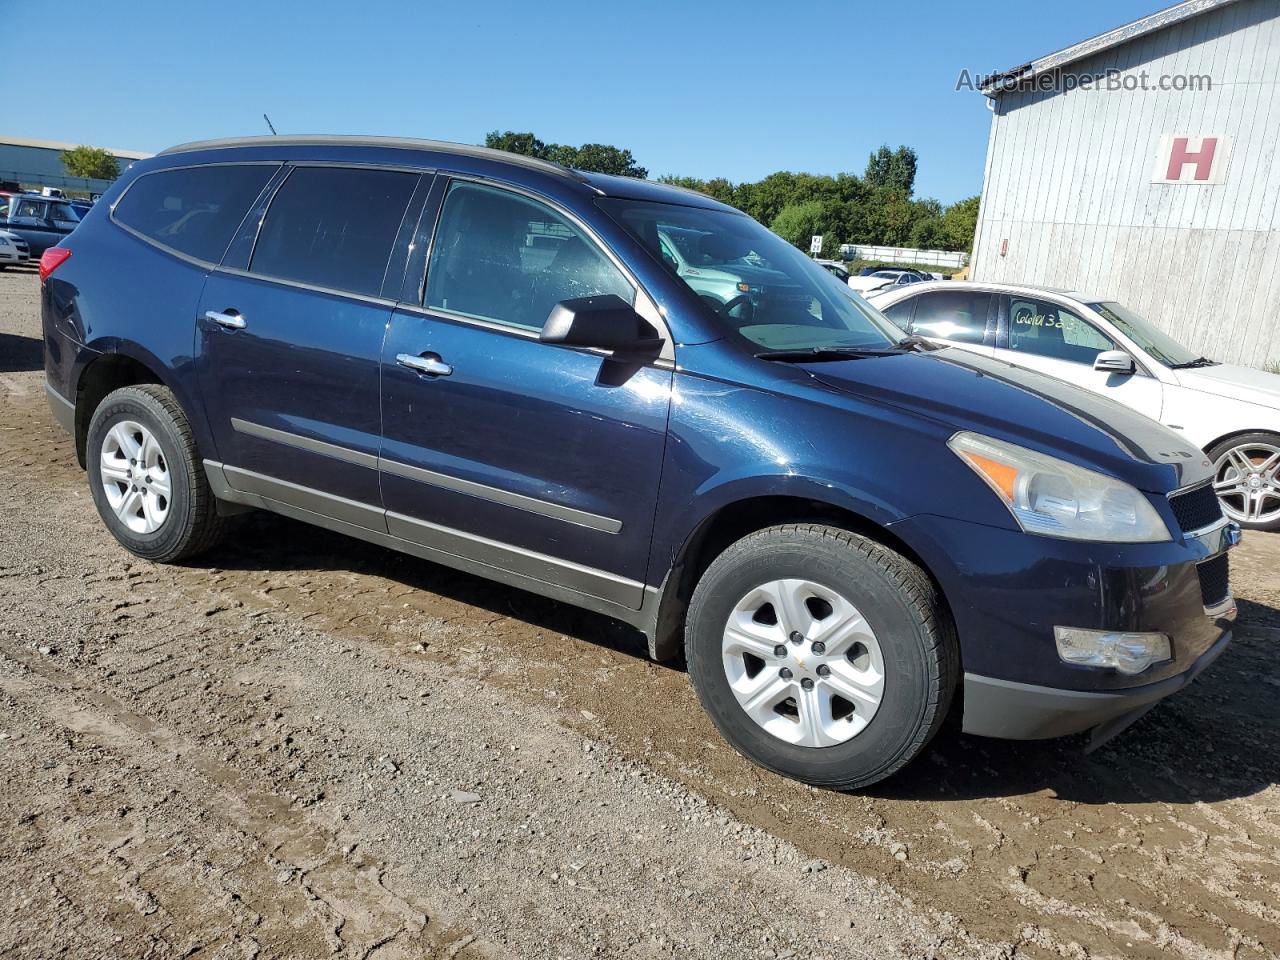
[0,229,29,267]
[868,280,1280,530]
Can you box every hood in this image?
[1171,363,1280,409]
[847,276,894,293]
[803,348,1213,493]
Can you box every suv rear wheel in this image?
[86,384,226,562]
[685,524,957,790]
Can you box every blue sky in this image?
[11,0,1169,204]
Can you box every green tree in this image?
[561,143,647,178]
[863,187,917,246]
[483,130,646,178]
[60,145,119,180]
[484,131,549,159]
[864,145,917,195]
[909,217,948,249]
[769,201,826,252]
[941,194,981,252]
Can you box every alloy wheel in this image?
[99,420,172,534]
[721,578,885,747]
[1213,442,1280,525]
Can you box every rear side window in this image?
[250,166,417,298]
[114,164,276,263]
[909,290,991,344]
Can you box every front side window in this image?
[906,290,991,345]
[879,298,914,332]
[1008,296,1116,364]
[251,166,417,298]
[114,164,276,263]
[600,198,899,353]
[14,199,44,219]
[425,182,633,332]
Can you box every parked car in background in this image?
[847,268,929,295]
[656,223,798,313]
[41,135,1237,790]
[0,192,82,256]
[0,229,30,268]
[815,259,850,282]
[870,280,1280,530]
[857,265,930,280]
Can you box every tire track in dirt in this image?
[0,650,493,960]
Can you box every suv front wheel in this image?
[86,384,226,562]
[685,524,957,790]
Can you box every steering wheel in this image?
[716,293,754,318]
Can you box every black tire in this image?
[1206,432,1280,532]
[685,524,957,790]
[86,384,226,562]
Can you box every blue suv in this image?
[40,136,1238,789]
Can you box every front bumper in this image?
[961,628,1232,741]
[888,511,1237,743]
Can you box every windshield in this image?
[1089,301,1202,367]
[599,198,900,353]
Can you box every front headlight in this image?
[949,431,1171,543]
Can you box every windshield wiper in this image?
[896,335,943,352]
[1169,356,1218,369]
[755,345,905,362]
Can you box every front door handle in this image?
[205,310,246,330]
[396,353,452,377]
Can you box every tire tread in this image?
[89,384,226,562]
[685,523,958,790]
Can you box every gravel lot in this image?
[2,267,1278,960]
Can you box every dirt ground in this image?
[1,266,1277,960]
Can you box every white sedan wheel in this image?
[1213,441,1280,526]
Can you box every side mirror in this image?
[540,294,663,354]
[1094,350,1136,374]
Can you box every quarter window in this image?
[909,290,991,344]
[251,166,418,298]
[1008,297,1116,364]
[113,164,277,263]
[425,181,633,332]
[879,298,914,332]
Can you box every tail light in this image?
[40,247,71,282]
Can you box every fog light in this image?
[1054,627,1171,675]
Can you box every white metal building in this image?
[0,137,151,195]
[970,0,1280,367]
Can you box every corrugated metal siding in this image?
[971,0,1280,367]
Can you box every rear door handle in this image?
[396,353,452,377]
[205,310,246,330]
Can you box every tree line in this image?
[59,134,980,255]
[485,133,979,255]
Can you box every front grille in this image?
[1197,553,1230,607]
[1169,482,1222,533]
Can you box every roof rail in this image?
[156,134,588,182]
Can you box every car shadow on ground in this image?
[0,332,43,373]
[199,508,656,660]
[196,504,1280,807]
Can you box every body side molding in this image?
[229,417,621,533]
